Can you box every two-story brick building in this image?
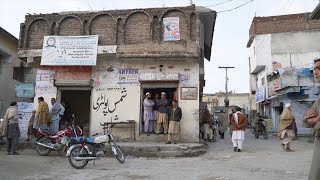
[17,5,216,142]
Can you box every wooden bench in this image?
[101,120,136,140]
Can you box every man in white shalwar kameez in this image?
[231,107,247,152]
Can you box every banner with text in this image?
[41,35,98,66]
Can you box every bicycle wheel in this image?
[68,146,89,169]
[111,144,125,164]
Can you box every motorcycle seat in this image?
[71,137,95,143]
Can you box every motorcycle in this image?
[66,121,125,169]
[35,114,82,156]
[254,119,268,139]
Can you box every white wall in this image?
[271,31,320,69]
[249,34,272,74]
[90,57,200,142]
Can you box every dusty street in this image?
[0,132,315,180]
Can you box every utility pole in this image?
[219,66,235,135]
[219,66,235,106]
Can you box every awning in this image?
[196,6,217,61]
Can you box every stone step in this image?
[16,140,207,158]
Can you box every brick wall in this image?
[125,12,151,44]
[248,13,320,46]
[19,6,201,50]
[58,16,83,36]
[26,19,50,48]
[90,14,116,45]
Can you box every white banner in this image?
[41,35,98,66]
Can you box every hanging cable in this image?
[205,0,234,7]
[217,0,254,13]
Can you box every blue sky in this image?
[0,0,318,93]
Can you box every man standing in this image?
[202,108,213,142]
[166,100,182,144]
[50,98,65,133]
[143,92,155,136]
[35,97,51,130]
[156,92,169,135]
[303,57,320,180]
[278,103,295,152]
[1,102,20,155]
[218,110,228,139]
[231,107,247,152]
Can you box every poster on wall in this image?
[256,86,265,103]
[17,102,34,138]
[163,17,180,41]
[181,87,198,100]
[117,69,139,84]
[35,70,56,95]
[15,84,35,97]
[41,35,98,66]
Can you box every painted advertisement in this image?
[41,35,98,66]
[15,84,34,97]
[17,102,34,138]
[256,86,265,103]
[139,73,179,81]
[163,17,180,41]
[55,66,92,81]
[118,69,139,84]
[90,86,140,134]
[268,78,281,97]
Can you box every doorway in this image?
[60,90,91,136]
[140,87,178,134]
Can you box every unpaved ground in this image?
[0,132,315,180]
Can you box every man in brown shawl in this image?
[278,103,295,152]
[303,57,320,180]
[201,108,213,142]
[35,97,51,130]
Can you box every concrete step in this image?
[15,139,207,158]
[117,142,207,158]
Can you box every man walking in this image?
[156,92,169,135]
[50,98,65,133]
[231,107,247,152]
[166,100,182,144]
[218,110,228,139]
[278,103,295,152]
[303,57,320,180]
[143,92,155,136]
[202,108,213,142]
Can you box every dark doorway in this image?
[61,90,91,136]
[140,88,177,134]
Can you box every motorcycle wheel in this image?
[255,131,260,139]
[111,144,125,164]
[263,129,268,139]
[36,136,52,156]
[68,146,89,169]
